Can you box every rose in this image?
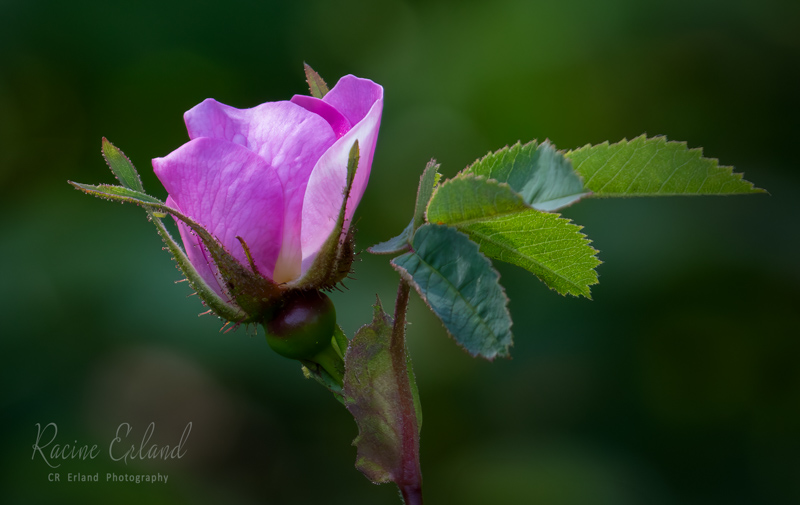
[152,74,383,303]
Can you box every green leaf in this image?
[428,176,600,298]
[427,174,527,223]
[344,299,421,484]
[368,218,413,255]
[463,211,599,298]
[101,137,144,192]
[304,63,329,99]
[392,224,512,360]
[414,160,440,230]
[463,140,589,211]
[564,135,765,196]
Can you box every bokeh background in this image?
[2,0,798,503]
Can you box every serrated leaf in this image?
[427,174,528,223]
[344,299,421,486]
[463,140,589,211]
[428,176,600,297]
[565,135,765,196]
[414,159,439,229]
[304,63,329,99]
[392,224,512,360]
[368,218,413,255]
[101,137,144,192]
[465,212,599,298]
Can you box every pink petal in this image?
[153,138,285,281]
[300,83,384,273]
[183,99,337,283]
[290,95,351,139]
[323,75,384,127]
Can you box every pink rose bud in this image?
[152,75,383,307]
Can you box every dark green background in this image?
[2,0,798,503]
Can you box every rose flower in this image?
[152,75,383,299]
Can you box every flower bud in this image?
[151,73,383,313]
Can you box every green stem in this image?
[391,280,423,504]
[308,341,345,387]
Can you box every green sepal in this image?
[101,137,144,192]
[68,182,162,205]
[71,180,283,321]
[71,140,287,323]
[291,140,360,290]
[304,63,330,99]
[150,214,247,322]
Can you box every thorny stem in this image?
[391,280,423,505]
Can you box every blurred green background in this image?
[2,0,798,503]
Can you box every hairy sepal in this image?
[71,141,286,323]
[292,140,360,291]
